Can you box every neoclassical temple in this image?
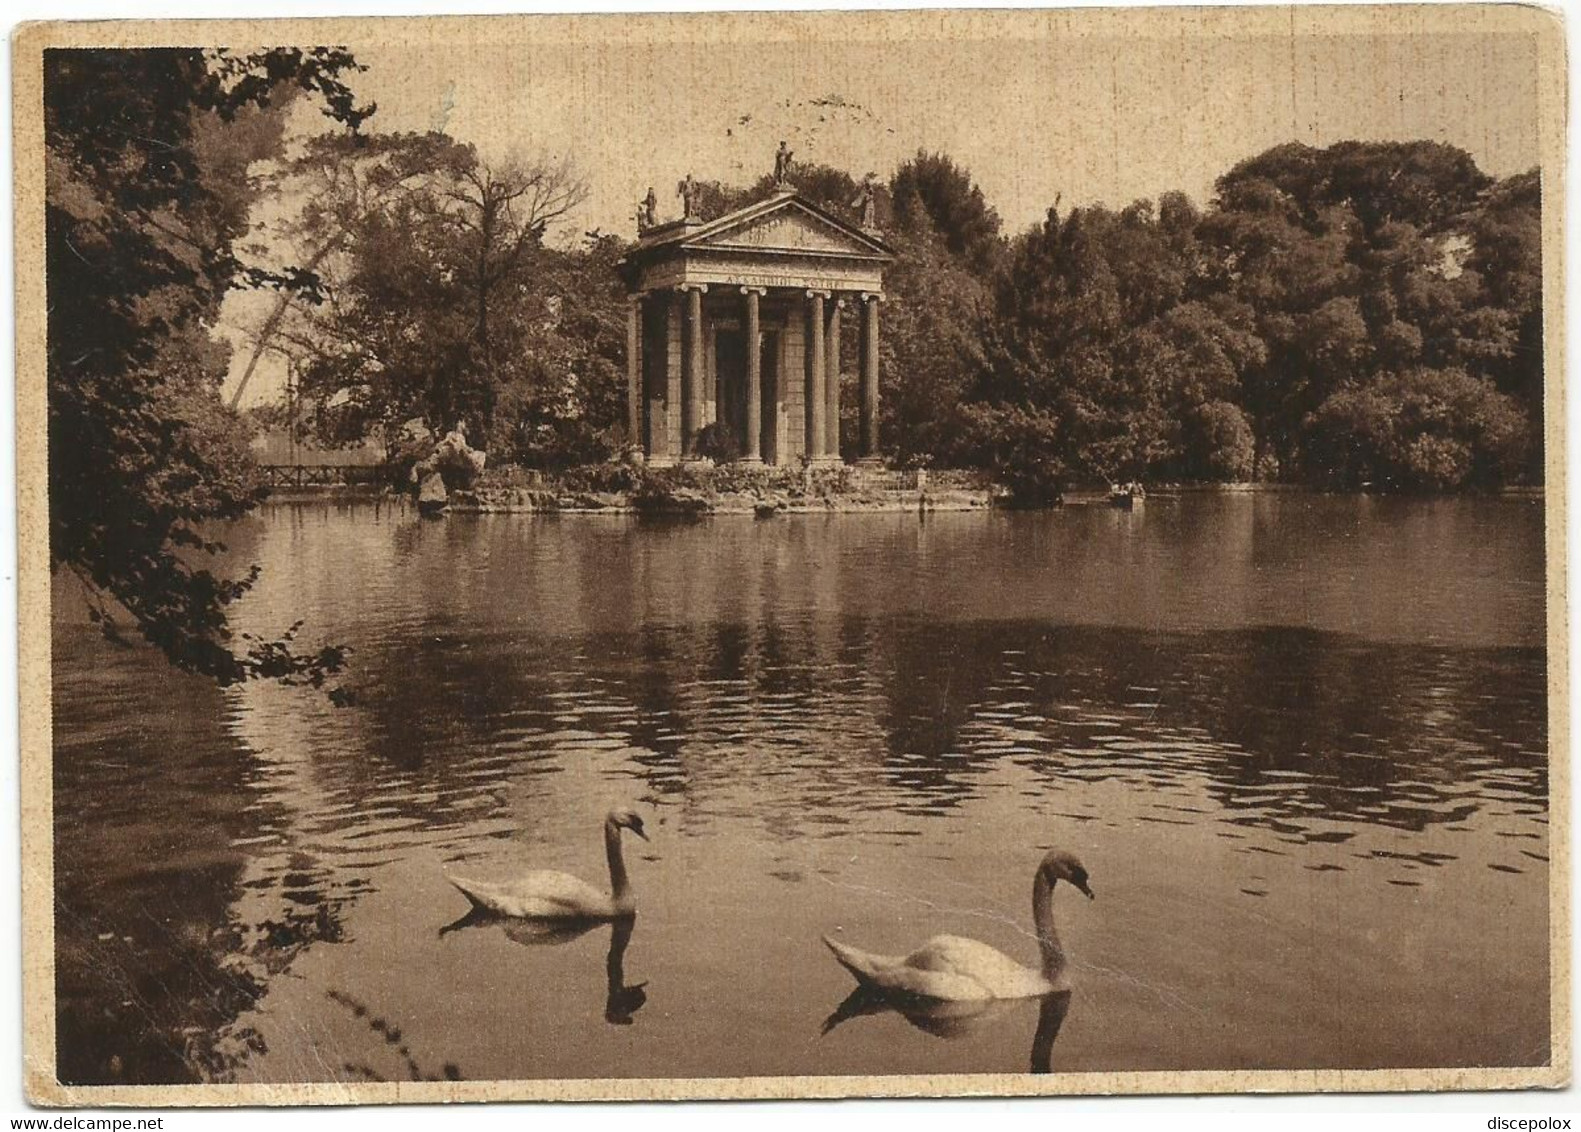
[619,173,893,466]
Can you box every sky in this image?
[341,12,1544,237]
[224,8,1548,406]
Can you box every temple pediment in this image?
[694,199,887,258]
[620,190,892,297]
[625,191,893,264]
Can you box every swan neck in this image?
[605,820,630,903]
[1033,868,1065,977]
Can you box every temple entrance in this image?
[759,330,779,465]
[714,328,747,457]
[712,327,782,462]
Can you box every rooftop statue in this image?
[855,173,879,230]
[638,186,658,232]
[774,140,794,187]
[677,173,698,219]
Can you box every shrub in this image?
[958,403,1066,506]
[694,423,740,465]
[553,461,644,494]
[1185,401,1257,481]
[1305,367,1529,491]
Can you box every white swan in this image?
[823,849,1093,1001]
[448,808,649,920]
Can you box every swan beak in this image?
[631,822,649,842]
[1076,880,1094,900]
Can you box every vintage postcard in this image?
[13,4,1568,1106]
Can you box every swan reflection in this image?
[439,911,647,1026]
[821,988,1073,1072]
[1028,991,1073,1073]
[602,918,647,1024]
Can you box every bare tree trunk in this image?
[227,240,338,412]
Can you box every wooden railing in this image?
[258,465,383,489]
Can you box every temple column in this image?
[859,292,881,463]
[680,283,707,459]
[742,287,765,464]
[626,295,643,460]
[805,290,827,460]
[825,297,843,461]
[654,295,679,467]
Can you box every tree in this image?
[890,151,1004,274]
[687,158,863,224]
[280,145,588,450]
[46,47,371,685]
[491,231,632,467]
[227,130,474,410]
[1123,297,1265,481]
[1305,367,1529,491]
[1200,141,1540,486]
[964,200,1208,488]
[1198,180,1360,475]
[440,156,588,439]
[1462,169,1543,476]
[877,222,992,465]
[1217,140,1492,235]
[940,140,1541,493]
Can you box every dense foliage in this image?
[254,133,600,459]
[46,48,370,685]
[963,143,1541,496]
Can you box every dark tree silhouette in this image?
[46,48,371,684]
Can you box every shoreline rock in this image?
[258,465,1544,512]
[440,486,992,515]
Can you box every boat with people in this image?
[1109,481,1145,510]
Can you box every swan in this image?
[447,808,649,920]
[823,848,1093,1001]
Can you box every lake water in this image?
[51,494,1550,1086]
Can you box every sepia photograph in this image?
[12,4,1568,1105]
